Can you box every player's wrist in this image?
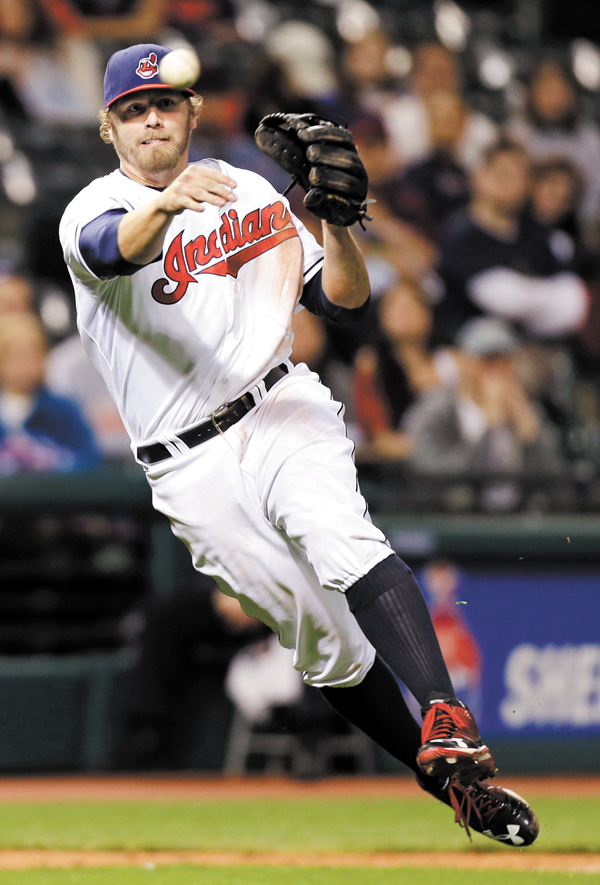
[153,192,180,218]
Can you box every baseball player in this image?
[60,44,538,845]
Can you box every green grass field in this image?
[0,788,597,884]
[0,795,596,853]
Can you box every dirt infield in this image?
[0,849,598,873]
[0,774,597,873]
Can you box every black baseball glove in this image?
[254,112,371,228]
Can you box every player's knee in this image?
[302,639,375,689]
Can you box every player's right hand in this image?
[158,165,237,215]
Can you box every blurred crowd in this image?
[1,0,600,513]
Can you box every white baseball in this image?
[159,49,201,89]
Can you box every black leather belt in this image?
[137,364,289,465]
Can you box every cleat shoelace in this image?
[426,707,456,741]
[447,780,501,840]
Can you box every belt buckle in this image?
[210,402,232,434]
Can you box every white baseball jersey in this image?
[59,159,324,447]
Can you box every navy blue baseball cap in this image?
[103,43,196,108]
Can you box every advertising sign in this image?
[417,561,600,739]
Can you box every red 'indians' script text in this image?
[152,200,298,304]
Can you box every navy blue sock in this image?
[346,554,454,707]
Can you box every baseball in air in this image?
[159,49,201,89]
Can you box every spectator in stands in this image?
[433,137,592,351]
[354,278,459,461]
[402,316,568,509]
[337,24,403,126]
[529,156,582,235]
[395,88,472,240]
[0,312,100,473]
[507,53,600,245]
[527,156,598,280]
[380,39,497,171]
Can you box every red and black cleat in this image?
[416,693,496,784]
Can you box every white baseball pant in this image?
[145,363,394,687]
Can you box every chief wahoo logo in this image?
[136,52,159,79]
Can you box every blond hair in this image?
[98,93,204,144]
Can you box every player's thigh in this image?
[146,435,290,608]
[250,367,392,590]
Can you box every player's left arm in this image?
[320,221,370,310]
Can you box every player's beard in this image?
[112,113,194,176]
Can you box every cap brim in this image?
[107,83,196,108]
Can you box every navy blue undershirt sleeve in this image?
[300,270,370,323]
[80,209,149,279]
